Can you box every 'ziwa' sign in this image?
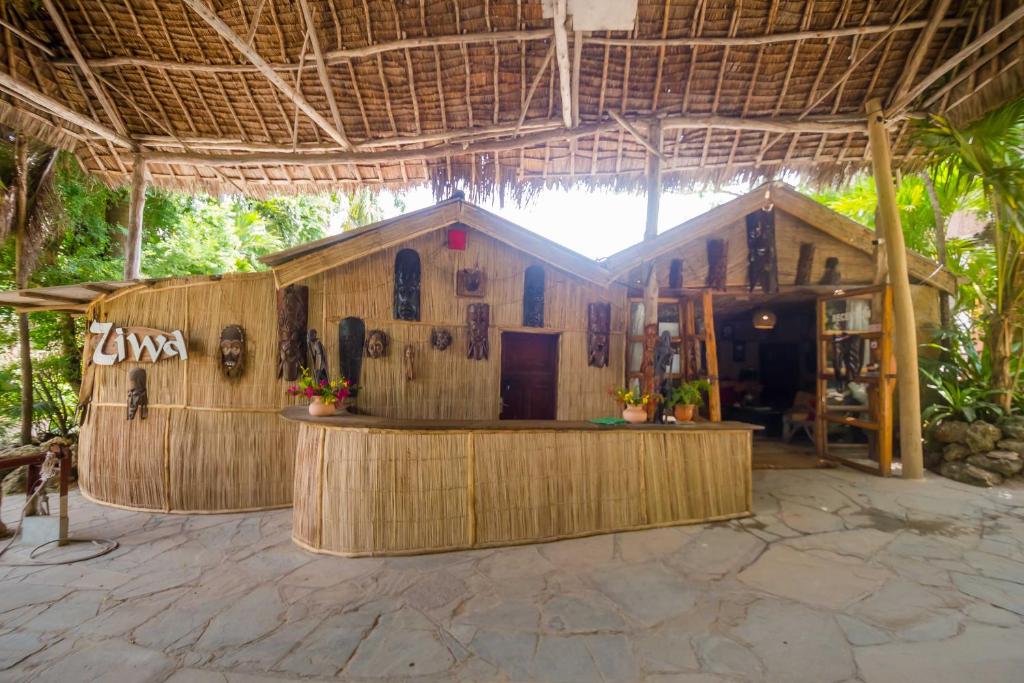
[89,320,188,366]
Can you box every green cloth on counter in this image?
[590,416,628,425]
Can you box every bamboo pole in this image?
[644,119,663,241]
[866,99,923,480]
[552,0,573,129]
[702,289,721,422]
[124,155,147,281]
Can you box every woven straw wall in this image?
[299,225,628,420]
[293,423,752,557]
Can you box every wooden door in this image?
[500,332,559,420]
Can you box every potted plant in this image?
[613,386,654,424]
[665,379,711,422]
[286,369,354,417]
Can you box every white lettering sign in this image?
[89,320,188,366]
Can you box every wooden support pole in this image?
[702,289,721,421]
[644,119,663,242]
[641,265,659,419]
[866,99,923,480]
[124,155,147,281]
[552,0,574,129]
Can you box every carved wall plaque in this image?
[276,285,308,381]
[456,269,486,297]
[403,345,416,381]
[393,248,421,321]
[431,328,453,351]
[820,257,842,285]
[706,239,728,291]
[746,209,779,293]
[307,329,329,385]
[467,303,489,360]
[795,242,816,285]
[523,265,545,328]
[365,329,388,359]
[587,303,611,368]
[219,325,245,379]
[127,368,148,421]
[338,317,365,385]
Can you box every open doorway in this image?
[500,332,559,420]
[713,298,831,469]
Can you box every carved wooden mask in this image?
[307,329,329,385]
[366,329,389,359]
[338,317,365,385]
[523,265,545,328]
[127,367,148,421]
[218,324,246,379]
[403,344,415,381]
[706,239,728,291]
[394,248,421,321]
[587,303,611,368]
[431,328,453,351]
[467,303,489,360]
[456,269,486,297]
[746,209,779,293]
[276,284,308,381]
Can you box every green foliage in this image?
[664,378,712,408]
[920,368,1003,426]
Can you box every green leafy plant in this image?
[664,379,711,408]
[920,367,1003,427]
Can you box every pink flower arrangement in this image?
[286,369,354,406]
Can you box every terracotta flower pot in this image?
[622,405,648,424]
[674,404,697,422]
[308,397,336,417]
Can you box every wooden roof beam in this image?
[41,0,128,137]
[179,0,350,150]
[552,0,573,128]
[889,4,1024,115]
[0,71,134,148]
[296,0,347,145]
[888,0,953,107]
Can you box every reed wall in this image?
[292,422,752,557]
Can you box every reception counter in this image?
[284,408,756,557]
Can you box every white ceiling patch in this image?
[542,0,639,32]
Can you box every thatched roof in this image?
[1,1,1021,199]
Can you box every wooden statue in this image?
[127,367,148,421]
[746,209,778,293]
[795,242,815,285]
[456,269,486,297]
[403,345,416,381]
[276,284,308,381]
[587,303,611,368]
[365,330,388,359]
[706,239,728,291]
[393,248,421,321]
[218,325,246,379]
[338,317,365,386]
[820,257,842,285]
[307,329,329,385]
[653,331,674,386]
[467,303,489,360]
[431,328,453,351]
[832,334,863,383]
[668,259,683,289]
[522,265,545,328]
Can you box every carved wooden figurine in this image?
[746,209,778,293]
[467,303,489,360]
[706,239,728,291]
[523,265,545,327]
[393,248,421,321]
[218,325,246,379]
[431,328,453,351]
[403,345,416,381]
[456,269,486,297]
[668,259,683,289]
[338,317,365,387]
[795,242,816,286]
[127,367,148,421]
[587,303,611,368]
[365,330,388,359]
[820,257,842,285]
[276,284,308,381]
[307,329,329,385]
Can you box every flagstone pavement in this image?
[1,468,1023,682]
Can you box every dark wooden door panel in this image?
[500,332,558,420]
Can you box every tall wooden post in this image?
[644,120,663,241]
[124,154,147,280]
[13,138,32,448]
[640,120,664,418]
[866,99,924,479]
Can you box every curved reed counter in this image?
[285,407,755,557]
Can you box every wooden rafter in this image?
[888,0,953,106]
[297,0,346,143]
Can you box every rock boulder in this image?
[967,451,1023,478]
[996,439,1024,457]
[965,421,1002,453]
[939,461,1004,487]
[997,415,1024,440]
[942,443,971,462]
[933,420,969,444]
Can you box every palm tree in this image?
[914,98,1024,412]
[0,133,64,446]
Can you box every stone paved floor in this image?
[1,469,1023,682]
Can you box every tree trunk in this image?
[989,314,1014,413]
[58,313,82,393]
[920,171,950,328]
[13,138,32,447]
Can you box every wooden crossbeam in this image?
[888,0,953,107]
[296,0,346,144]
[179,0,350,150]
